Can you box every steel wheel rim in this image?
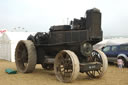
[16,42,28,71]
[86,50,108,78]
[55,52,73,81]
[15,40,37,73]
[54,50,80,82]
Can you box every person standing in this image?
[117,58,124,68]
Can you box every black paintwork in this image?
[27,8,103,67]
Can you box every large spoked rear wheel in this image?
[86,49,108,78]
[15,40,37,73]
[54,50,80,83]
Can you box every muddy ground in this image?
[0,59,128,85]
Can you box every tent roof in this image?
[3,32,36,42]
[97,38,128,45]
[94,38,128,49]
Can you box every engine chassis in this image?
[15,8,108,83]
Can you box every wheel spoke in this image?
[97,70,101,75]
[92,70,95,76]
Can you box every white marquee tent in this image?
[94,38,128,49]
[1,31,128,62]
[0,32,35,62]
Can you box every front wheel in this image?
[86,49,108,78]
[54,50,80,83]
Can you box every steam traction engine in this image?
[15,8,108,83]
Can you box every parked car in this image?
[101,44,128,67]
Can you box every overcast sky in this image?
[0,0,128,36]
